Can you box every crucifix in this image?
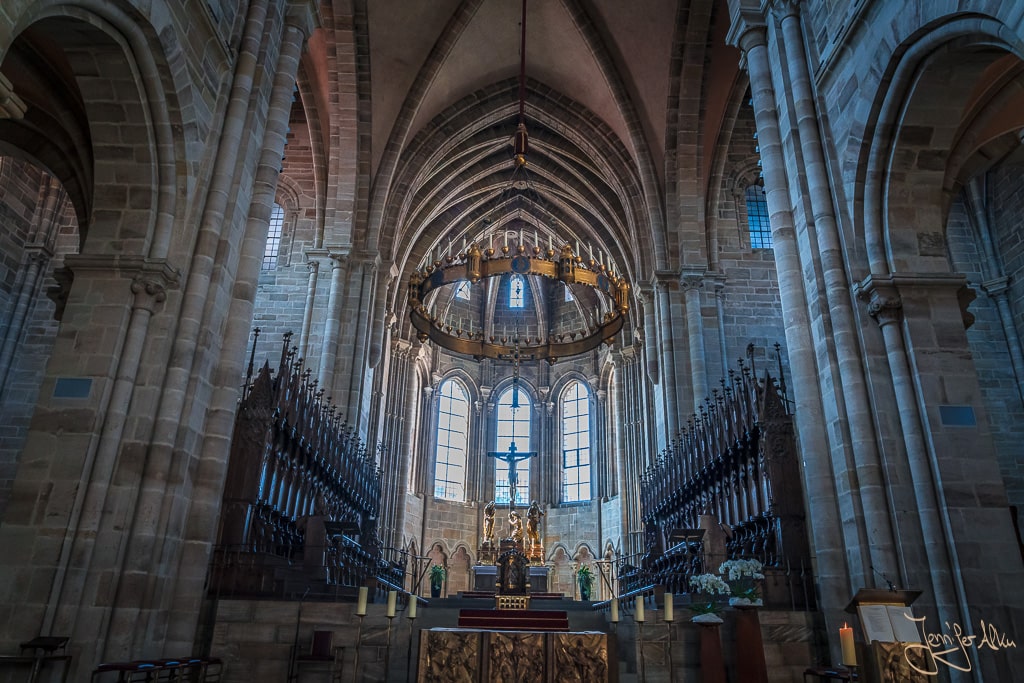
[486,441,537,510]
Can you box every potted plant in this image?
[428,564,446,598]
[687,572,731,623]
[719,558,765,606]
[576,565,595,601]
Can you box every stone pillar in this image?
[858,277,972,634]
[774,0,900,586]
[318,249,350,388]
[299,258,320,360]
[964,176,1024,404]
[726,16,849,623]
[680,274,708,405]
[714,282,728,378]
[654,276,680,438]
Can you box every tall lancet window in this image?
[495,384,531,505]
[434,378,470,501]
[745,184,772,249]
[262,203,285,270]
[561,381,592,503]
[509,274,524,308]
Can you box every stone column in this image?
[714,282,728,377]
[318,249,350,387]
[299,258,320,359]
[964,176,1024,404]
[980,276,1024,403]
[858,278,963,637]
[727,17,849,619]
[680,274,708,405]
[654,276,679,439]
[774,0,899,585]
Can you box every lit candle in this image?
[610,598,619,623]
[664,593,674,623]
[840,623,856,666]
[408,595,417,619]
[635,596,645,623]
[356,586,368,616]
[387,590,397,618]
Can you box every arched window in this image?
[745,185,772,249]
[509,274,524,308]
[262,203,285,270]
[495,384,531,505]
[561,381,591,503]
[434,378,470,501]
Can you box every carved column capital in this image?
[679,274,704,292]
[131,276,167,313]
[866,292,902,327]
[768,0,801,21]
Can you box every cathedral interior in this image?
[1,0,1024,681]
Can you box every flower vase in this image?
[733,602,768,683]
[697,620,727,683]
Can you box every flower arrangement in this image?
[719,558,764,606]
[687,572,731,622]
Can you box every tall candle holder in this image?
[664,592,675,683]
[384,590,397,682]
[406,595,418,683]
[635,595,647,683]
[353,586,368,679]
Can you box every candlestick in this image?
[635,596,645,623]
[840,622,856,666]
[356,586,368,616]
[610,597,619,623]
[664,593,674,622]
[387,590,397,617]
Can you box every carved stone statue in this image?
[483,500,496,545]
[525,501,544,549]
[507,509,524,543]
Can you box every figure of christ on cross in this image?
[486,442,538,510]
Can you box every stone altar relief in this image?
[418,629,479,683]
[487,631,546,682]
[554,633,609,681]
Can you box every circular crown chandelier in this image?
[405,0,630,365]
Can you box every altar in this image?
[472,564,549,593]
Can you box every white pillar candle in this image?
[635,596,645,623]
[840,623,857,666]
[386,590,397,617]
[356,586,368,616]
[610,597,619,623]
[664,593,674,622]
[408,595,417,619]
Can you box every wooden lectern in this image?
[845,588,930,683]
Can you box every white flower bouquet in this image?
[687,572,731,617]
[719,558,764,605]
